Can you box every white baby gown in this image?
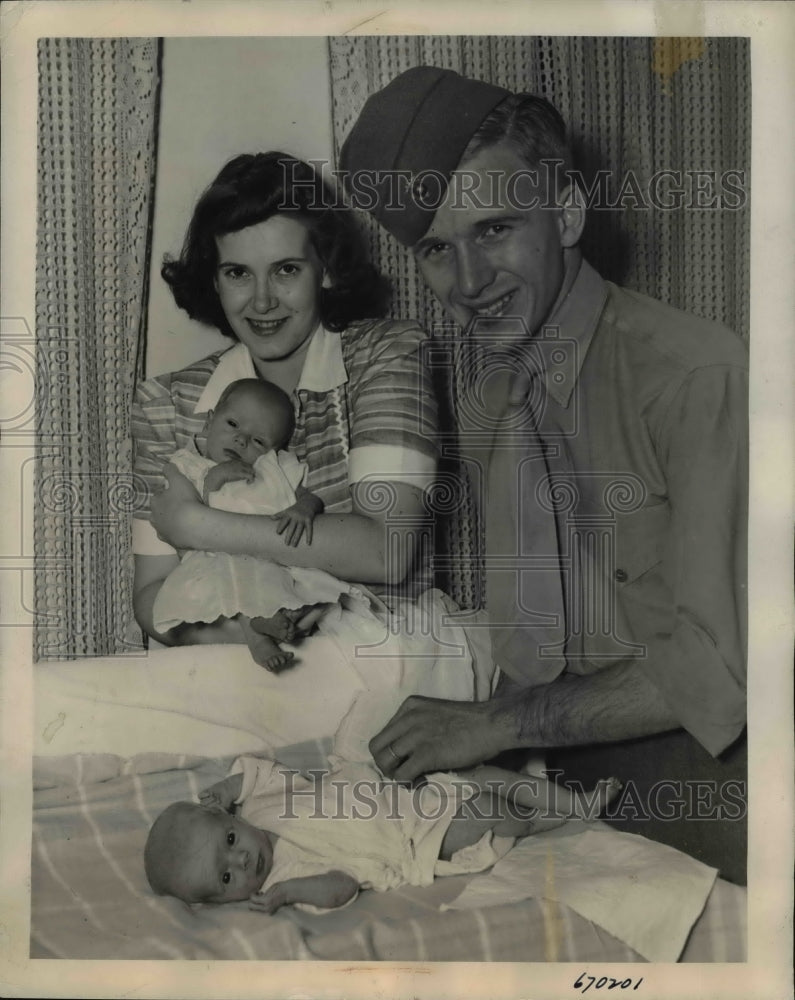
[153,446,367,632]
[232,755,515,906]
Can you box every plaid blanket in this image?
[31,745,746,961]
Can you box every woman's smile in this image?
[246,315,288,335]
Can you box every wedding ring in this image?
[386,743,402,764]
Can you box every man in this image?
[340,67,748,880]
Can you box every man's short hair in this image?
[462,93,575,193]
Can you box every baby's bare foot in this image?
[248,611,299,643]
[261,648,295,673]
[239,616,295,672]
[275,604,332,641]
[293,603,333,634]
[247,632,295,673]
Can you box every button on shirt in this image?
[523,257,747,757]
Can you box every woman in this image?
[132,152,440,649]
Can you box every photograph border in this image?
[2,2,793,998]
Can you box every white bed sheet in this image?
[34,595,495,758]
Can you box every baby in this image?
[152,378,368,671]
[144,755,620,911]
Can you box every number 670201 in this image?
[573,973,643,993]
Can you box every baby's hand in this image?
[275,505,314,547]
[198,776,239,812]
[275,492,321,547]
[203,458,255,501]
[249,882,288,914]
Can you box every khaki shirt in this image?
[526,258,747,757]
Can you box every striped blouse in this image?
[131,318,440,591]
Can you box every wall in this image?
[145,37,334,377]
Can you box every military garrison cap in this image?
[339,66,511,245]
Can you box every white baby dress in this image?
[152,446,366,632]
[232,755,515,903]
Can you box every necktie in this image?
[458,340,567,686]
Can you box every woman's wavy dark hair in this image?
[161,152,390,335]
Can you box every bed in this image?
[31,614,747,963]
[32,744,747,962]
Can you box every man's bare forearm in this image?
[495,661,680,748]
[369,660,683,782]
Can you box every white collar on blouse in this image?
[194,324,348,413]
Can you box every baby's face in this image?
[205,388,282,466]
[167,806,273,904]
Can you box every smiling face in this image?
[214,214,330,374]
[162,805,274,905]
[412,142,584,344]
[204,382,292,466]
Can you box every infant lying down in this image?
[144,756,620,912]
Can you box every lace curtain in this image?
[31,37,750,651]
[328,35,750,606]
[34,38,162,659]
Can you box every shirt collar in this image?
[194,325,347,413]
[535,254,608,408]
[295,324,348,393]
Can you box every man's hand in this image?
[275,489,322,547]
[368,695,517,783]
[202,458,255,502]
[150,463,204,549]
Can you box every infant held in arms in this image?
[152,378,370,671]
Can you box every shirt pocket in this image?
[612,502,670,586]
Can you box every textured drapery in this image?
[35,38,162,659]
[328,36,750,606]
[329,35,750,335]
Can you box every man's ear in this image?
[556,183,586,249]
[202,409,213,432]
